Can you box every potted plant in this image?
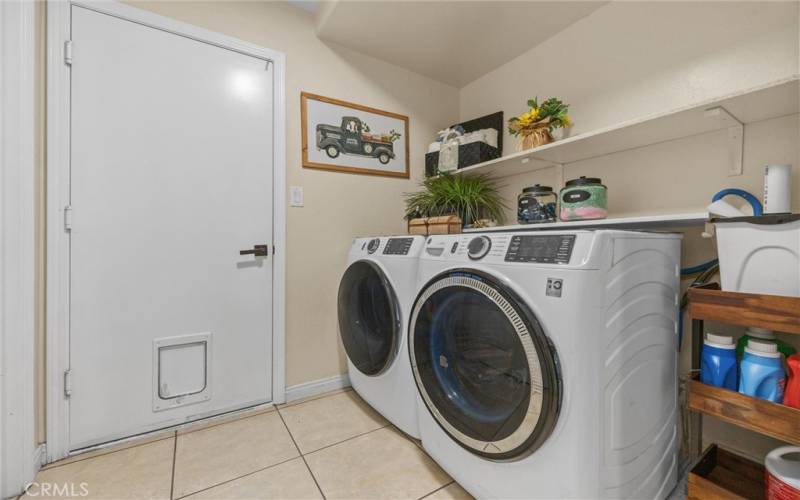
[404,173,507,227]
[508,97,571,150]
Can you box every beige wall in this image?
[457,1,800,462]
[124,1,459,387]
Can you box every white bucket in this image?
[714,215,800,297]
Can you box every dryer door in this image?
[338,260,401,376]
[410,269,561,461]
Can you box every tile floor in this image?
[21,389,472,500]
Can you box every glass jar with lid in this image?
[517,184,557,224]
[559,176,608,221]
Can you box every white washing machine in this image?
[409,230,681,499]
[337,235,425,438]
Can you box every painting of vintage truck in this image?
[302,92,409,178]
[316,116,398,165]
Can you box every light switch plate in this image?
[290,186,304,207]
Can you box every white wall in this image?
[461,1,799,137]
[457,1,800,462]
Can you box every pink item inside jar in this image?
[560,207,608,221]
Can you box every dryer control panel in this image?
[505,234,576,264]
[383,237,415,255]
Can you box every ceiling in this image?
[311,1,605,87]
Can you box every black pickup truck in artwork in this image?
[316,116,396,164]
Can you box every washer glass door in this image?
[338,260,400,376]
[410,270,561,460]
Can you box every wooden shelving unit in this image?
[686,284,800,498]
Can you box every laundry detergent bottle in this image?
[701,333,738,390]
[736,327,797,359]
[739,339,786,403]
[784,354,800,409]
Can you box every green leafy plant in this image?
[404,173,507,226]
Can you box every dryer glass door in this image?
[338,260,401,376]
[410,270,561,460]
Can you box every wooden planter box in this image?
[689,444,765,500]
[407,215,462,236]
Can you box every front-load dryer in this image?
[338,235,424,438]
[410,230,681,499]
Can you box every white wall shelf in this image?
[464,212,709,233]
[451,77,799,179]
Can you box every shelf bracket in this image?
[704,106,743,177]
[553,163,564,191]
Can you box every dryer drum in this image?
[338,260,401,376]
[409,269,561,461]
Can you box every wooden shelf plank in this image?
[689,445,764,500]
[464,212,707,232]
[450,77,799,180]
[687,377,800,446]
[688,285,800,334]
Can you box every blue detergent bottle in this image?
[701,333,738,390]
[739,339,786,403]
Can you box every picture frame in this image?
[301,92,410,178]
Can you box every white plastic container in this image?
[714,215,800,297]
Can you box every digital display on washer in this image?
[505,234,576,264]
[383,237,414,255]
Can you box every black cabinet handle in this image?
[240,244,269,257]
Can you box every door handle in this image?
[240,244,269,257]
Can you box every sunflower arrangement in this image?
[508,97,571,150]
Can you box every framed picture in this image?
[301,92,410,178]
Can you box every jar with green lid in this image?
[517,185,557,224]
[559,176,608,221]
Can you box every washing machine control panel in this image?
[505,234,576,264]
[383,237,414,255]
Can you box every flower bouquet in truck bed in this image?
[508,97,571,150]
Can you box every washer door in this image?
[410,270,561,460]
[338,260,401,376]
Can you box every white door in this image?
[69,5,274,449]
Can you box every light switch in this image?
[290,186,304,207]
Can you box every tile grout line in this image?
[175,455,303,500]
[41,403,280,472]
[417,480,455,500]
[175,405,278,437]
[169,430,178,500]
[298,422,392,457]
[177,419,391,499]
[41,433,177,471]
[276,408,327,500]
[277,387,352,411]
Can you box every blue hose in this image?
[711,188,763,216]
[681,259,719,276]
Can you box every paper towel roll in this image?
[764,164,792,214]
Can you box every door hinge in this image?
[64,205,73,231]
[265,60,272,71]
[64,370,73,398]
[64,40,73,66]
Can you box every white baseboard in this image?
[285,374,350,402]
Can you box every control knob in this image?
[467,236,492,260]
[367,238,381,254]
